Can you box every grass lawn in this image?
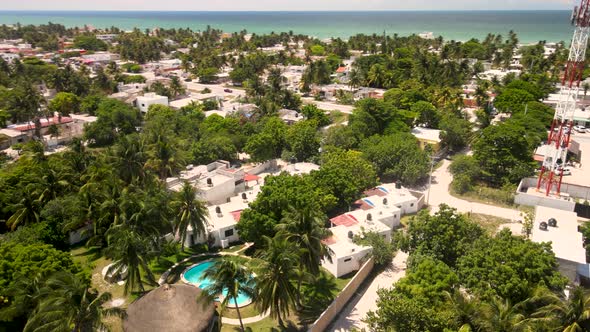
[328,110,348,125]
[72,244,217,332]
[71,246,127,332]
[450,184,532,213]
[222,268,356,331]
[223,304,261,319]
[74,242,355,332]
[400,213,418,227]
[333,271,355,292]
[469,213,515,234]
[221,312,303,332]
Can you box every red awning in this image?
[243,173,260,182]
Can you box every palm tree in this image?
[533,287,590,332]
[474,85,489,109]
[254,235,299,328]
[276,205,331,308]
[169,76,186,98]
[348,68,362,91]
[109,134,146,184]
[1,273,45,322]
[106,224,157,295]
[486,296,531,332]
[444,290,490,332]
[6,184,42,230]
[200,257,256,332]
[367,64,385,88]
[170,181,209,250]
[39,167,71,203]
[24,272,125,332]
[145,137,183,180]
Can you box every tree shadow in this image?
[72,245,103,262]
[298,272,339,324]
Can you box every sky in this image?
[0,0,576,11]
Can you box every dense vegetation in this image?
[367,206,578,332]
[0,22,580,331]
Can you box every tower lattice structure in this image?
[537,0,590,196]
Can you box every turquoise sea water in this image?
[0,11,575,43]
[183,260,252,307]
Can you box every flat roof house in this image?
[411,127,442,152]
[322,183,423,277]
[166,160,243,205]
[182,185,262,249]
[136,93,169,113]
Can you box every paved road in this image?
[328,160,526,331]
[426,159,523,221]
[330,252,409,332]
[302,98,355,114]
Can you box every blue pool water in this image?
[183,260,252,307]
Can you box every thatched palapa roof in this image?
[124,283,216,332]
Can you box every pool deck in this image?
[157,243,270,325]
[223,310,271,326]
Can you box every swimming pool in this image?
[182,259,253,307]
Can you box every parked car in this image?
[224,88,233,93]
[554,167,572,176]
[574,125,587,133]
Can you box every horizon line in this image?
[0,9,572,12]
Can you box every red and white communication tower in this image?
[537,0,590,196]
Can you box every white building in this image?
[283,162,320,176]
[166,161,242,205]
[136,93,169,113]
[278,109,303,125]
[505,206,587,283]
[96,34,117,42]
[182,186,262,248]
[322,183,422,277]
[0,53,19,63]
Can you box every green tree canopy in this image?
[473,122,535,186]
[313,149,378,208]
[404,204,485,267]
[395,257,459,305]
[73,34,108,51]
[494,88,536,114]
[457,229,568,303]
[285,120,321,162]
[236,173,336,245]
[360,133,430,185]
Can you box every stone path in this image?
[222,310,271,326]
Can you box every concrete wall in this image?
[392,198,419,215]
[68,224,92,245]
[211,225,240,248]
[137,95,169,113]
[515,192,576,211]
[409,190,426,210]
[309,257,375,332]
[519,177,590,201]
[201,177,235,204]
[246,159,276,175]
[323,247,372,278]
[515,177,576,211]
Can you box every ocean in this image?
[0,10,575,43]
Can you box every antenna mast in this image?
[537,0,590,196]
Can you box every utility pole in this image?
[426,153,435,206]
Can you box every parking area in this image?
[563,132,590,188]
